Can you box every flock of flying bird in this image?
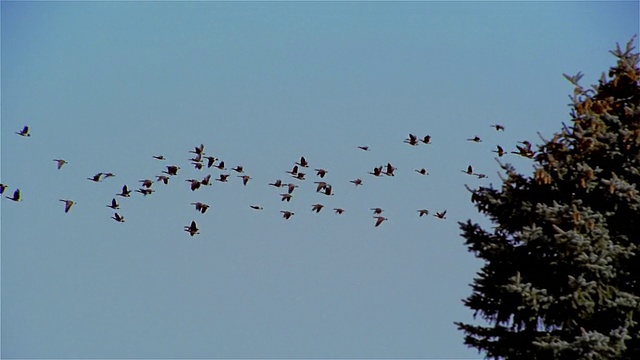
[3,123,537,237]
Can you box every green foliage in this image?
[457,37,640,359]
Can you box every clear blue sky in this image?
[1,1,637,358]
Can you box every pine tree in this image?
[457,37,640,360]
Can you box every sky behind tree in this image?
[1,1,638,358]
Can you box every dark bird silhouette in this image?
[163,165,180,176]
[201,174,212,186]
[404,133,418,146]
[292,172,306,180]
[7,189,21,201]
[373,216,388,227]
[239,175,251,186]
[467,136,482,143]
[191,202,210,214]
[232,166,244,173]
[421,135,432,144]
[280,193,292,202]
[216,174,230,183]
[186,179,201,191]
[296,156,309,168]
[192,162,203,170]
[315,168,328,178]
[269,179,283,188]
[417,209,429,217]
[112,212,125,222]
[16,126,31,137]
[369,166,383,177]
[189,144,205,156]
[384,163,396,176]
[87,173,103,182]
[204,156,216,168]
[314,181,327,192]
[214,161,226,170]
[311,204,324,213]
[415,168,429,175]
[333,208,345,214]
[0,183,7,194]
[358,146,370,151]
[107,198,120,209]
[491,124,505,131]
[184,221,199,236]
[250,205,263,210]
[350,178,363,186]
[371,207,383,215]
[434,210,447,219]
[462,165,474,175]
[280,210,294,219]
[117,185,131,197]
[512,141,535,158]
[286,165,299,176]
[136,188,155,196]
[59,199,76,213]
[321,184,334,196]
[286,183,298,194]
[53,159,68,169]
[156,175,170,184]
[190,153,202,163]
[152,155,165,160]
[139,179,153,188]
[492,145,505,157]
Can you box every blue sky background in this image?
[1,1,638,358]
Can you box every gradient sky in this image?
[1,1,638,358]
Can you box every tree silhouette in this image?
[457,37,640,359]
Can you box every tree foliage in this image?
[457,37,640,359]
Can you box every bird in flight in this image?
[296,156,309,168]
[107,198,120,210]
[136,188,155,196]
[333,208,345,214]
[112,212,125,222]
[357,146,370,151]
[467,136,482,143]
[371,207,383,215]
[311,204,324,213]
[280,210,294,219]
[59,199,76,213]
[16,126,31,137]
[216,174,230,183]
[139,179,153,188]
[53,159,68,169]
[373,216,388,227]
[492,145,505,157]
[404,133,419,146]
[191,202,210,214]
[285,165,299,176]
[203,156,217,168]
[314,181,327,193]
[152,155,165,160]
[184,221,200,236]
[315,168,328,178]
[239,175,251,186]
[384,163,396,176]
[269,179,283,188]
[280,193,292,202]
[189,144,205,156]
[162,165,180,176]
[87,173,103,182]
[415,168,429,175]
[462,165,474,175]
[117,185,131,197]
[201,174,212,186]
[434,210,447,219]
[286,183,298,194]
[417,209,429,217]
[350,178,363,186]
[102,172,115,179]
[7,189,21,201]
[185,179,201,191]
[421,135,432,144]
[250,205,263,210]
[156,175,170,184]
[491,124,505,131]
[232,165,244,173]
[369,166,383,177]
[0,183,7,194]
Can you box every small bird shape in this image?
[492,145,505,157]
[404,133,419,146]
[117,185,131,197]
[16,126,31,137]
[311,204,324,213]
[415,168,429,175]
[53,159,68,169]
[421,135,432,144]
[369,166,383,177]
[462,165,474,175]
[201,174,212,186]
[384,163,396,176]
[491,124,505,131]
[296,156,309,168]
[163,165,180,176]
[250,205,264,210]
[0,183,7,194]
[156,175,170,184]
[373,216,388,227]
[371,207,384,215]
[216,174,230,183]
[321,185,334,196]
[280,210,294,219]
[280,193,293,202]
[417,209,429,217]
[136,188,155,196]
[87,173,103,182]
[314,181,327,192]
[204,156,217,168]
[152,155,165,160]
[185,179,201,191]
[467,136,482,143]
[184,221,200,236]
[214,161,226,170]
[315,168,328,178]
[112,212,125,222]
[191,202,210,214]
[239,175,251,186]
[358,146,370,151]
[107,198,120,210]
[189,144,205,155]
[269,179,283,187]
[434,210,447,219]
[232,165,244,173]
[333,208,345,214]
[7,189,21,201]
[292,172,306,180]
[286,183,298,194]
[59,199,76,213]
[286,165,299,176]
[139,179,153,188]
[350,178,363,186]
